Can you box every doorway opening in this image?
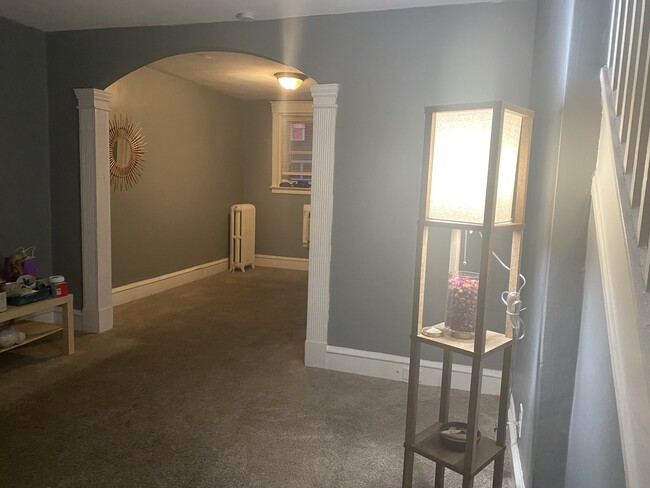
[75,53,338,365]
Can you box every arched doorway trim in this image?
[75,84,340,366]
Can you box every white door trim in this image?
[305,84,339,367]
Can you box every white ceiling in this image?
[0,0,498,32]
[144,52,316,101]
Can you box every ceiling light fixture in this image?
[274,72,307,90]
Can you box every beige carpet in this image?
[0,267,511,487]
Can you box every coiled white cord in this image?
[471,231,527,340]
[491,249,526,340]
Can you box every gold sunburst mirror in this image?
[109,115,146,191]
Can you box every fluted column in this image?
[305,84,339,367]
[75,88,113,333]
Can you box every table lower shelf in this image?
[0,321,64,354]
[405,421,504,476]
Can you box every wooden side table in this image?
[0,294,74,355]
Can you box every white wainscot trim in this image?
[323,345,502,395]
[112,258,229,306]
[592,68,650,488]
[255,254,309,271]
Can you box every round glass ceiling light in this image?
[274,72,307,90]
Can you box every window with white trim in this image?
[271,101,313,195]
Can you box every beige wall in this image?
[108,67,246,287]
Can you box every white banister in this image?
[592,68,650,488]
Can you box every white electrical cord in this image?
[493,252,526,341]
[473,231,527,340]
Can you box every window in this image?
[271,101,313,195]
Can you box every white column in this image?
[305,84,339,367]
[74,88,113,333]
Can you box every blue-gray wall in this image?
[565,210,626,488]
[0,17,52,278]
[512,0,613,486]
[512,0,575,481]
[45,4,537,328]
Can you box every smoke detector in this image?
[235,12,255,22]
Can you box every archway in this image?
[74,54,338,367]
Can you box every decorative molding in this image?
[255,254,309,271]
[324,345,502,395]
[75,88,113,333]
[112,258,229,306]
[592,68,650,488]
[305,83,339,367]
[508,394,526,488]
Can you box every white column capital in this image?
[311,84,340,108]
[75,88,112,112]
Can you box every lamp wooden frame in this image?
[402,101,533,488]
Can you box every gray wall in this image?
[565,210,626,488]
[512,0,613,486]
[0,17,52,278]
[46,3,537,324]
[326,4,535,356]
[107,67,246,287]
[242,101,310,259]
[512,0,575,482]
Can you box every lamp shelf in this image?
[416,326,512,358]
[405,422,504,477]
[419,219,525,232]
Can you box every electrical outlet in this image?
[517,403,523,438]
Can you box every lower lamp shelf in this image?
[417,323,512,357]
[404,422,504,476]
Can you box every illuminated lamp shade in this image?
[426,103,530,224]
[274,72,307,90]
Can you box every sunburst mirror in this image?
[109,115,146,191]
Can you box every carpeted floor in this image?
[0,268,511,487]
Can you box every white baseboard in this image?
[255,254,309,271]
[323,345,502,395]
[508,394,526,488]
[112,258,229,306]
